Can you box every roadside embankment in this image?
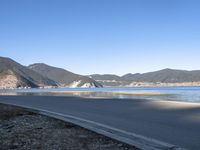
[0,103,139,150]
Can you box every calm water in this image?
[1,86,200,103]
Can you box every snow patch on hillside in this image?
[68,80,82,88]
[81,83,95,88]
[68,80,96,88]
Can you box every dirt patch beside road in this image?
[0,103,139,150]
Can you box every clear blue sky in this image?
[0,0,200,75]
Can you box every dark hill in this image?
[0,57,57,88]
[28,63,102,88]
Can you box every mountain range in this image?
[1,56,200,89]
[90,69,200,87]
[0,57,102,89]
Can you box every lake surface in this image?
[1,86,200,103]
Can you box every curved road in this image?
[0,96,200,150]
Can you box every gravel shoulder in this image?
[0,103,139,150]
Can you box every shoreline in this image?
[0,84,200,90]
[1,93,200,105]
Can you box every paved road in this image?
[0,96,200,150]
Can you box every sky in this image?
[0,0,200,76]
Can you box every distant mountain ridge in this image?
[89,74,121,81]
[29,63,102,88]
[0,57,57,89]
[121,69,200,82]
[90,69,200,87]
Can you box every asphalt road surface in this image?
[0,96,200,150]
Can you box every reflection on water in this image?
[0,87,200,102]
